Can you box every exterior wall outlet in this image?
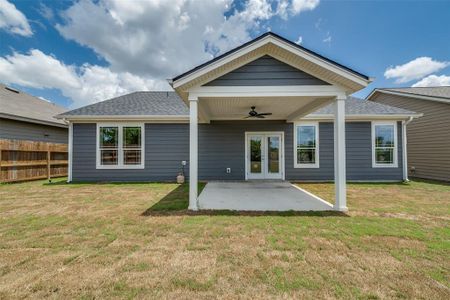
[226,168,231,173]
[181,161,187,166]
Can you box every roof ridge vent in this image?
[5,86,20,93]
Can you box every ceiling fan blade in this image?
[257,112,272,116]
[256,115,265,118]
[244,115,253,119]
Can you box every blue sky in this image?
[1,0,449,108]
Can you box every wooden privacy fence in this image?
[0,139,68,183]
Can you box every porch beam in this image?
[189,94,199,210]
[188,85,346,98]
[286,97,334,122]
[334,96,348,212]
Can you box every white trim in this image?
[299,113,422,121]
[59,115,189,121]
[189,85,346,99]
[67,122,73,182]
[334,97,347,211]
[371,121,398,168]
[172,35,370,89]
[293,122,319,168]
[244,131,285,180]
[95,123,145,169]
[189,97,199,210]
[367,89,450,105]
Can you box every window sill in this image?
[372,164,398,168]
[96,165,145,170]
[294,164,320,169]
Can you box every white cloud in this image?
[0,0,32,36]
[412,74,450,87]
[1,0,321,108]
[0,49,165,108]
[322,31,331,43]
[56,0,320,78]
[295,35,302,44]
[291,0,320,14]
[384,57,450,83]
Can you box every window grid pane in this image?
[101,150,118,165]
[100,127,118,148]
[123,127,141,148]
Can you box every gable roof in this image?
[173,32,369,82]
[56,91,188,120]
[307,97,419,118]
[367,86,450,104]
[58,91,419,121]
[0,84,67,127]
[170,32,371,94]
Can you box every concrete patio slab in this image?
[198,181,334,211]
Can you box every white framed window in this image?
[372,121,398,168]
[96,123,145,169]
[294,122,319,168]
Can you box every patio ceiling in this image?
[199,96,334,121]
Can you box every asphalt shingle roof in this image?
[57,91,189,117]
[0,83,67,126]
[380,86,450,100]
[309,96,417,116]
[58,92,416,118]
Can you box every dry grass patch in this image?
[0,178,449,299]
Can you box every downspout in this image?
[402,117,414,182]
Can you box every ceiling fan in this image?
[245,106,272,119]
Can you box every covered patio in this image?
[170,33,371,212]
[198,181,333,211]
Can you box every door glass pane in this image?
[250,137,262,173]
[267,136,279,173]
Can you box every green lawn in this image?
[0,179,449,299]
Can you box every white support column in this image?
[334,96,347,212]
[189,95,199,210]
[68,121,73,183]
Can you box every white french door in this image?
[246,132,284,180]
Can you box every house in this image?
[0,84,68,144]
[367,87,450,182]
[57,32,420,211]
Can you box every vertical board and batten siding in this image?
[72,123,189,182]
[371,93,450,181]
[204,55,329,86]
[0,118,68,144]
[71,121,403,182]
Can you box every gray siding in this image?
[72,121,403,182]
[371,93,450,182]
[199,121,403,181]
[0,117,67,144]
[72,123,189,182]
[204,55,329,86]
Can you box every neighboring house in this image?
[0,84,68,144]
[57,32,420,211]
[367,87,450,182]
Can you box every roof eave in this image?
[367,89,450,104]
[59,115,190,122]
[0,113,68,128]
[302,113,423,121]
